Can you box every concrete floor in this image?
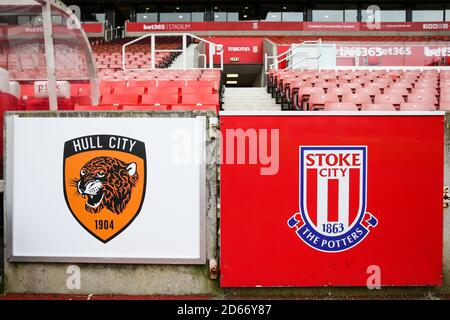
[0,293,449,300]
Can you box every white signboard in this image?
[34,81,70,99]
[6,117,206,264]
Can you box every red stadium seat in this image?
[101,80,126,89]
[309,93,339,110]
[147,87,179,95]
[122,105,169,111]
[186,80,218,89]
[310,79,327,87]
[407,94,438,105]
[327,87,352,97]
[400,103,436,111]
[74,105,120,111]
[384,87,408,97]
[157,80,186,87]
[411,88,438,96]
[100,87,112,95]
[339,82,363,92]
[356,86,381,97]
[298,87,324,110]
[441,93,450,102]
[171,104,217,112]
[374,94,405,108]
[20,84,35,97]
[113,87,145,95]
[78,86,91,96]
[361,103,396,111]
[389,81,413,90]
[341,93,372,106]
[321,82,337,92]
[75,95,93,106]
[371,79,391,89]
[100,94,140,106]
[324,102,358,111]
[0,92,19,110]
[180,94,219,110]
[70,84,84,97]
[127,80,157,88]
[23,97,74,111]
[182,87,214,95]
[440,102,450,110]
[141,94,179,107]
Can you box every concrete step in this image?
[222,87,280,111]
[169,44,197,69]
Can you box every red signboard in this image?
[81,23,103,34]
[125,21,449,34]
[125,22,304,33]
[303,22,359,31]
[220,114,444,287]
[206,37,264,64]
[360,22,450,32]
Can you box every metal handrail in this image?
[284,40,323,71]
[105,26,123,41]
[265,39,322,71]
[198,53,207,69]
[122,33,223,71]
[285,55,322,71]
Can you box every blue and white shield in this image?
[287,146,378,252]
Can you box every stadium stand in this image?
[75,70,222,111]
[268,69,448,111]
[0,68,20,177]
[93,37,182,75]
[0,35,222,112]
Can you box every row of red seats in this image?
[78,93,220,112]
[306,92,449,111]
[11,94,219,112]
[268,69,450,110]
[98,69,221,81]
[10,66,222,111]
[318,102,445,111]
[74,104,216,112]
[97,86,216,96]
[100,79,219,90]
[92,40,181,70]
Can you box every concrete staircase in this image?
[169,43,198,69]
[222,87,281,111]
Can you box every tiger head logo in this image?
[75,157,138,215]
[64,135,146,243]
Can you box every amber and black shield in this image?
[63,135,146,243]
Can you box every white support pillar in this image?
[220,45,223,71]
[209,44,214,69]
[151,35,156,69]
[182,34,187,71]
[41,1,58,111]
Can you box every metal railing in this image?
[105,25,124,41]
[265,39,322,71]
[122,33,224,71]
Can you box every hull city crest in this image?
[288,146,378,253]
[63,135,147,243]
